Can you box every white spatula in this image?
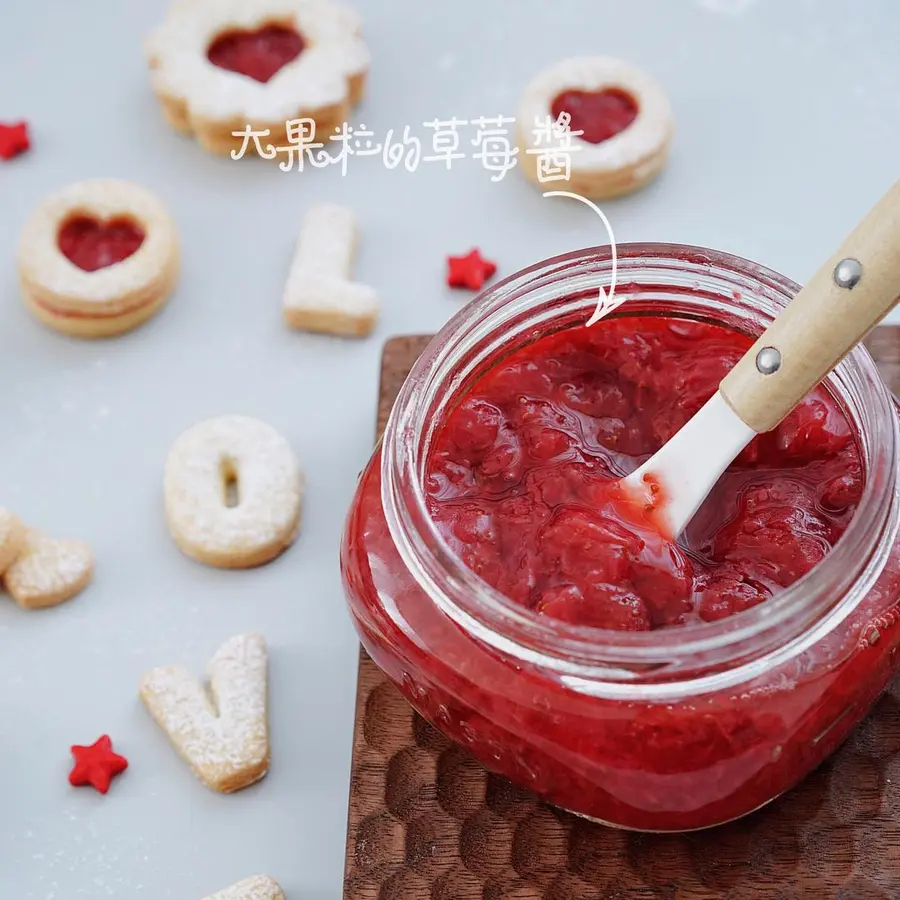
[623,179,900,539]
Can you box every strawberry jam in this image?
[57,216,145,272]
[207,24,304,84]
[341,270,900,832]
[424,317,862,630]
[550,89,639,144]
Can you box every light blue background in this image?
[1,0,899,897]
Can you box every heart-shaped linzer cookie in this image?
[2,530,93,609]
[57,216,145,273]
[206,23,305,83]
[550,88,639,144]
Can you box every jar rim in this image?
[381,241,900,683]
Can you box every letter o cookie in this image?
[163,415,303,568]
[517,56,674,200]
[17,179,179,338]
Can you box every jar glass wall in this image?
[340,244,900,832]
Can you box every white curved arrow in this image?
[542,190,621,327]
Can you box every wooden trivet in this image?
[343,329,900,900]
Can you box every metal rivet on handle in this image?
[833,257,863,289]
[756,346,782,375]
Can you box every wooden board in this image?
[343,329,900,900]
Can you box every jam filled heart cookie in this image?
[163,415,303,568]
[145,0,370,157]
[140,632,269,793]
[282,203,378,337]
[203,876,285,900]
[517,56,674,200]
[2,529,93,609]
[17,179,179,338]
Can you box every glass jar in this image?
[340,243,900,832]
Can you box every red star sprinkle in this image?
[0,121,30,161]
[69,735,128,794]
[447,248,497,291]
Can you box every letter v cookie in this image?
[140,632,269,793]
[203,876,285,900]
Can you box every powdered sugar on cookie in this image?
[517,56,674,200]
[203,876,285,900]
[283,203,378,337]
[2,529,93,609]
[17,178,179,337]
[163,414,303,568]
[140,632,269,793]
[145,0,370,156]
[0,509,25,576]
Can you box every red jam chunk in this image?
[57,216,145,272]
[425,317,862,630]
[207,24,304,84]
[550,89,639,144]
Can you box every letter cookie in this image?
[517,56,674,200]
[17,179,179,338]
[164,415,303,568]
[282,203,378,337]
[2,529,93,609]
[140,633,269,793]
[0,509,26,576]
[203,876,285,900]
[145,0,369,157]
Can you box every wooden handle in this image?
[720,179,900,433]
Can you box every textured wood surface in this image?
[343,328,900,900]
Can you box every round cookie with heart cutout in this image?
[145,0,370,157]
[517,56,674,200]
[17,179,179,338]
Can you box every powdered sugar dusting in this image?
[2,529,93,609]
[294,203,358,274]
[283,203,378,335]
[146,0,370,122]
[517,56,674,172]
[203,875,285,900]
[163,414,303,567]
[12,811,158,898]
[17,178,178,307]
[139,632,269,792]
[0,508,25,575]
